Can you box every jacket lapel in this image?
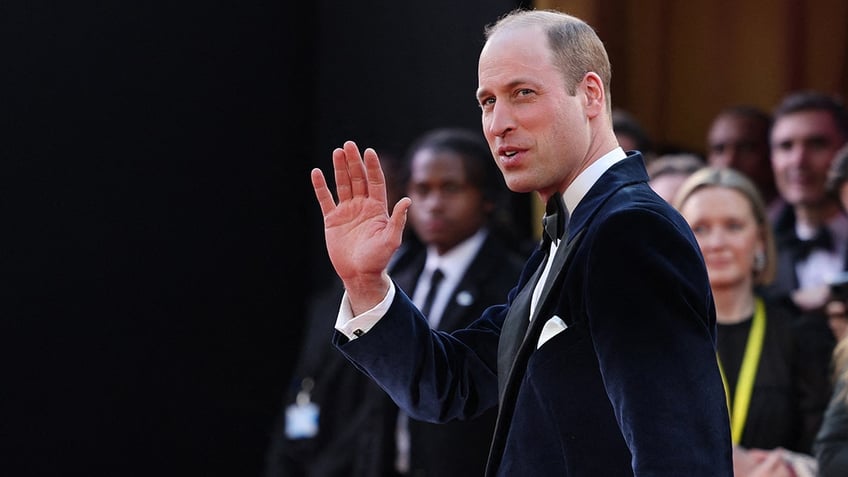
[438,236,500,331]
[529,229,585,329]
[487,231,584,476]
[392,253,425,298]
[496,258,545,400]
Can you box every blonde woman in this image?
[674,167,832,475]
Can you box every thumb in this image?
[389,197,412,237]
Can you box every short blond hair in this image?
[673,166,777,285]
[485,9,613,113]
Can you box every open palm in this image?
[311,141,410,283]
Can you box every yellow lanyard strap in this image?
[716,297,766,445]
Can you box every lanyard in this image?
[716,297,766,445]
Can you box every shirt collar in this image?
[562,147,627,214]
[424,228,488,280]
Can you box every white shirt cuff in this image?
[334,282,396,340]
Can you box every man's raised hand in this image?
[310,141,411,310]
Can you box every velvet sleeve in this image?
[584,207,731,474]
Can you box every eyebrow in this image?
[476,78,539,101]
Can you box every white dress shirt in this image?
[413,230,486,329]
[795,213,848,289]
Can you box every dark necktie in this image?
[420,268,445,319]
[542,194,567,246]
[791,227,834,260]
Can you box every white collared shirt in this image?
[413,230,487,329]
[796,213,848,288]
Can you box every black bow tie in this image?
[542,194,567,245]
[791,227,834,260]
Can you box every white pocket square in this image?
[537,315,568,349]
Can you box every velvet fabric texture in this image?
[335,153,734,476]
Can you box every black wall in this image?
[3,1,522,475]
[305,0,530,289]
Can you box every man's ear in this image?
[582,72,605,119]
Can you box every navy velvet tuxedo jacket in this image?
[334,153,733,476]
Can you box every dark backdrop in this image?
[304,0,531,289]
[2,1,522,475]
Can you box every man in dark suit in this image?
[267,128,527,477]
[764,91,848,313]
[762,93,848,417]
[310,9,733,477]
